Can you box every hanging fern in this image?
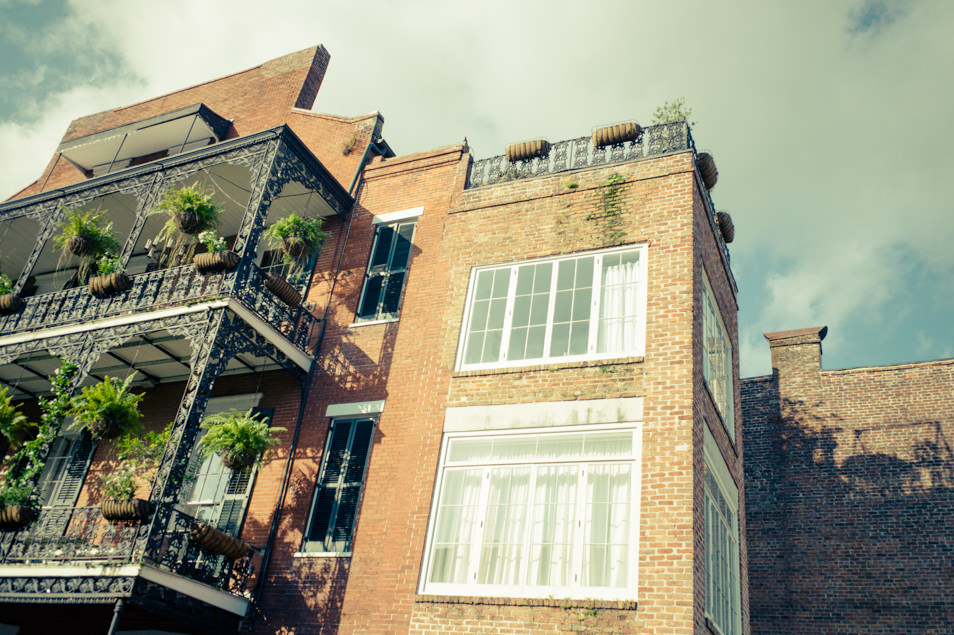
[198,408,286,471]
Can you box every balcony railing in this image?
[0,261,318,353]
[0,504,252,594]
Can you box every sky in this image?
[0,0,951,377]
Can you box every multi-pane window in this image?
[702,274,734,439]
[458,246,646,370]
[704,428,741,635]
[356,220,416,322]
[422,426,639,599]
[304,417,375,553]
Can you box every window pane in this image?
[357,275,384,319]
[598,254,640,354]
[528,465,577,586]
[369,226,393,269]
[584,464,631,588]
[429,468,482,584]
[392,222,415,269]
[478,467,530,585]
[550,257,593,358]
[381,271,406,315]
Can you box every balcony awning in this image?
[57,104,232,176]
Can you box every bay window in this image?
[421,425,640,599]
[457,245,647,370]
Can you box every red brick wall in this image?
[743,330,954,634]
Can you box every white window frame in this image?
[420,423,641,600]
[703,426,742,635]
[702,271,735,440]
[456,245,648,372]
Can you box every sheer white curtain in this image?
[479,468,530,585]
[598,260,640,354]
[584,463,632,588]
[429,468,482,584]
[528,466,577,586]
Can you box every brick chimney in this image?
[764,326,828,398]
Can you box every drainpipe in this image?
[248,135,385,623]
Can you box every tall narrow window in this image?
[702,273,734,439]
[704,426,741,635]
[304,417,375,553]
[356,220,416,322]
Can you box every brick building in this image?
[0,46,744,634]
[743,328,954,634]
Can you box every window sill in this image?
[293,551,351,558]
[415,594,636,610]
[348,317,399,328]
[454,356,644,378]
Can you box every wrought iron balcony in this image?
[0,504,252,596]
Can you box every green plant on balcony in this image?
[0,272,22,316]
[263,213,327,272]
[192,230,239,275]
[99,422,171,522]
[0,385,32,451]
[53,208,121,283]
[88,252,132,298]
[198,408,285,472]
[153,182,223,266]
[68,374,143,440]
[0,273,13,296]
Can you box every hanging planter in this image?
[0,505,37,532]
[101,498,152,523]
[0,294,23,316]
[189,522,251,561]
[66,235,96,257]
[697,152,718,190]
[716,211,735,244]
[198,408,286,474]
[173,211,204,235]
[89,272,131,298]
[68,375,143,440]
[282,237,308,259]
[505,139,551,163]
[193,250,240,275]
[265,274,302,307]
[592,122,642,147]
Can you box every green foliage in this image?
[99,422,172,499]
[0,272,13,295]
[650,97,697,128]
[0,385,32,450]
[52,208,121,281]
[197,231,227,253]
[263,214,328,263]
[95,253,123,276]
[100,467,136,499]
[0,361,78,510]
[198,408,286,471]
[68,374,143,439]
[587,173,627,245]
[155,182,222,241]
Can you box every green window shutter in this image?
[213,408,272,536]
[306,418,375,552]
[46,433,97,507]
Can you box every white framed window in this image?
[702,272,734,439]
[704,426,741,635]
[421,424,640,600]
[457,245,647,371]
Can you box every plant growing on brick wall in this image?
[587,173,626,245]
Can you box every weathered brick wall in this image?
[743,329,954,634]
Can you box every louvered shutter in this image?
[213,408,272,536]
[306,418,375,552]
[46,433,97,507]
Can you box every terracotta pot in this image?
[66,235,95,257]
[101,498,152,522]
[697,152,718,190]
[189,522,251,561]
[0,505,37,531]
[592,122,642,147]
[265,274,302,307]
[0,294,23,315]
[716,211,735,244]
[193,250,240,275]
[505,139,551,163]
[173,211,203,234]
[89,272,131,298]
[281,237,308,259]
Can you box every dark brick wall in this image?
[743,330,954,634]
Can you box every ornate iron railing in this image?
[465,122,691,189]
[0,504,252,594]
[0,261,318,354]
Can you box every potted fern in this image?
[0,484,39,531]
[68,375,143,440]
[263,214,327,267]
[53,208,121,283]
[0,272,23,316]
[99,423,170,522]
[0,385,32,452]
[197,408,285,472]
[192,231,239,275]
[153,183,222,264]
[88,253,131,298]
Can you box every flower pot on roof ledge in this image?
[592,122,642,147]
[193,250,240,275]
[189,522,251,561]
[505,139,551,163]
[0,505,37,532]
[101,498,152,523]
[89,272,131,298]
[0,294,24,315]
[696,152,718,190]
[265,274,302,307]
